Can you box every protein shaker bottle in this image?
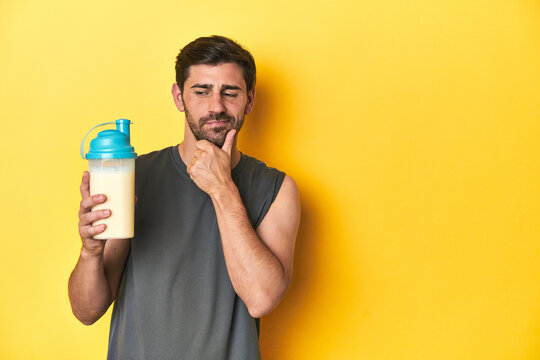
[80,119,137,239]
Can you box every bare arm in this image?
[187,131,300,318]
[211,175,299,318]
[68,171,131,325]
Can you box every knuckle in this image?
[81,200,91,212]
[79,225,88,238]
[87,225,102,237]
[79,214,89,226]
[85,227,95,237]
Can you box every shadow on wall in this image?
[237,65,287,161]
[239,75,324,359]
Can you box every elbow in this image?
[70,303,104,326]
[248,304,275,319]
[246,282,289,318]
[79,317,98,326]
[72,310,100,326]
[68,290,110,326]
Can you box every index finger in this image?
[221,129,236,155]
[80,171,90,199]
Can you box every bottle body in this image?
[89,158,135,239]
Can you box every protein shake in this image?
[81,119,137,240]
[89,159,135,239]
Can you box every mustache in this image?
[199,113,235,125]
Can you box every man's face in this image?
[173,63,254,147]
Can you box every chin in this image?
[199,133,227,147]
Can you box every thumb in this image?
[221,129,236,155]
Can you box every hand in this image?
[187,129,236,196]
[78,171,110,256]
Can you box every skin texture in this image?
[68,172,132,325]
[68,62,300,324]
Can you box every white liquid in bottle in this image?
[89,159,134,239]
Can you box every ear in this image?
[172,83,185,112]
[244,88,256,115]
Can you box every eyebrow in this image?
[191,83,213,89]
[190,83,243,91]
[222,85,242,91]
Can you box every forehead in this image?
[185,63,246,89]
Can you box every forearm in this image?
[211,183,288,318]
[68,248,112,325]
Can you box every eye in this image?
[195,90,209,96]
[223,92,239,98]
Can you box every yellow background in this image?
[1,0,539,359]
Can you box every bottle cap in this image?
[81,119,137,159]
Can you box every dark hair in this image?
[175,35,256,93]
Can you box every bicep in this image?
[256,175,300,281]
[103,238,131,301]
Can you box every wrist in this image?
[80,245,105,260]
[210,180,240,204]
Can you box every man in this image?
[68,35,300,359]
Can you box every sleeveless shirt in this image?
[107,146,285,360]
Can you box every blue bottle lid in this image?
[81,119,137,159]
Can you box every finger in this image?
[79,209,111,227]
[80,171,90,199]
[80,193,107,213]
[193,149,204,159]
[80,223,107,239]
[221,129,236,155]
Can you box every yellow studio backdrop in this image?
[1,0,539,358]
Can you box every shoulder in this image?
[233,154,290,228]
[236,154,286,180]
[234,154,286,200]
[136,146,174,167]
[277,175,299,202]
[263,174,300,225]
[256,175,300,239]
[135,146,177,187]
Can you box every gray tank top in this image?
[107,146,285,360]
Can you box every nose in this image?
[209,92,225,114]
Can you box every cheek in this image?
[186,102,207,118]
[227,101,247,115]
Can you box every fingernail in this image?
[104,210,110,215]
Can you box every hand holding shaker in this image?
[81,119,137,240]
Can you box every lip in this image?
[204,121,230,127]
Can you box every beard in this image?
[185,108,245,148]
